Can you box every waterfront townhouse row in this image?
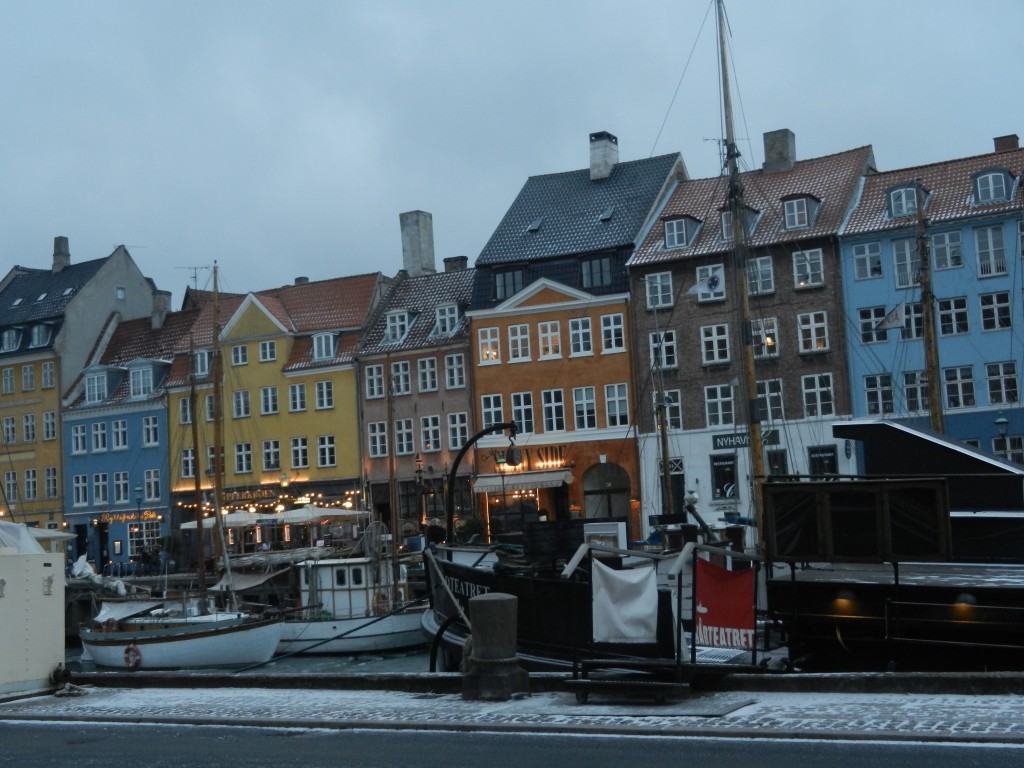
[1,130,1021,569]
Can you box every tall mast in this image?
[718,0,766,533]
[650,297,674,519]
[916,182,945,433]
[210,262,236,608]
[188,333,208,599]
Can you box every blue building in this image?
[841,135,1023,461]
[62,295,194,574]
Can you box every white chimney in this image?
[151,290,172,329]
[400,210,436,277]
[589,132,619,180]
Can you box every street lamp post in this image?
[414,453,426,527]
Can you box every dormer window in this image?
[888,185,920,218]
[36,292,48,302]
[974,170,1011,204]
[29,324,51,348]
[494,269,524,300]
[664,216,700,248]
[782,196,820,229]
[1,329,22,352]
[313,333,336,360]
[85,373,107,404]
[193,350,210,376]
[384,311,410,343]
[129,367,153,398]
[721,206,759,242]
[433,304,458,336]
[581,256,611,288]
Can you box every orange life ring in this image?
[124,644,142,669]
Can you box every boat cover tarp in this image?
[94,601,163,622]
[591,558,657,644]
[211,568,290,592]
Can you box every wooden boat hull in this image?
[277,607,426,655]
[80,615,283,669]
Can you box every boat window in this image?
[351,567,363,586]
[335,568,347,587]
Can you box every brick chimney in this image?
[763,129,796,172]
[400,210,436,277]
[994,134,1019,152]
[52,236,70,273]
[444,256,468,272]
[151,290,172,329]
[589,131,619,180]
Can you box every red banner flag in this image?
[694,558,755,648]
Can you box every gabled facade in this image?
[62,294,189,573]
[357,211,476,540]
[841,135,1024,461]
[0,237,156,538]
[468,133,685,540]
[628,131,876,533]
[163,272,390,554]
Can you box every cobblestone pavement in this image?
[4,686,1024,744]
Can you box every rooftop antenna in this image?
[176,266,211,292]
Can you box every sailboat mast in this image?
[188,333,207,596]
[916,182,945,433]
[718,0,766,532]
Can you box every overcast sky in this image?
[3,0,1022,305]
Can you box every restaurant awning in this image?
[473,469,574,494]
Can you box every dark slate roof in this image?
[0,258,107,324]
[477,153,683,266]
[359,268,476,355]
[629,145,875,266]
[843,147,1024,237]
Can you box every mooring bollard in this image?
[461,592,529,701]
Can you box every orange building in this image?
[466,132,685,541]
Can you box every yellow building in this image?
[164,274,389,550]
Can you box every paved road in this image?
[5,682,1024,744]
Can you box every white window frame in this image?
[704,384,734,427]
[649,330,677,369]
[975,225,1007,277]
[289,383,307,412]
[231,345,248,366]
[315,380,334,409]
[259,340,277,362]
[417,358,438,392]
[645,272,673,308]
[980,292,1011,331]
[853,242,883,279]
[700,324,730,365]
[447,412,468,450]
[368,422,388,458]
[478,327,500,364]
[932,231,963,270]
[481,394,503,430]
[541,389,565,432]
[569,317,593,356]
[390,361,411,395]
[232,390,251,418]
[394,419,414,455]
[445,353,465,389]
[943,365,975,409]
[508,324,531,361]
[511,391,534,434]
[938,297,969,336]
[317,435,336,468]
[752,317,779,358]
[604,383,629,427]
[129,368,153,398]
[538,321,561,359]
[573,386,597,430]
[747,255,774,295]
[420,415,441,453]
[364,364,384,398]
[793,248,824,288]
[260,385,279,415]
[783,198,809,229]
[802,373,834,418]
[142,415,159,447]
[313,333,336,361]
[797,311,829,353]
[601,313,625,352]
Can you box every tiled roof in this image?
[629,146,875,266]
[359,268,476,355]
[0,258,107,324]
[843,147,1024,236]
[256,273,387,332]
[477,153,683,266]
[100,308,202,366]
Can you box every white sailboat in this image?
[79,264,283,669]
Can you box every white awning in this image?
[473,469,573,494]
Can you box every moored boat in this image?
[79,600,283,670]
